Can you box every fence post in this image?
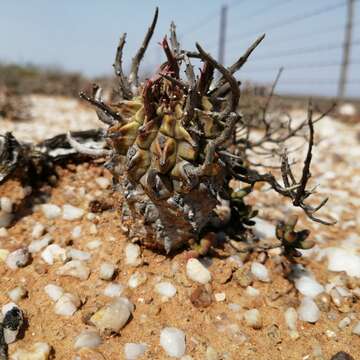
[338,0,355,100]
[218,4,228,65]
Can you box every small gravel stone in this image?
[57,260,90,280]
[95,177,111,189]
[125,243,142,266]
[295,275,324,298]
[41,204,61,219]
[160,327,186,358]
[6,248,31,270]
[206,346,219,360]
[298,297,320,323]
[0,248,9,262]
[99,262,116,280]
[86,239,102,250]
[352,321,360,335]
[103,283,124,297]
[338,316,351,329]
[244,309,263,329]
[284,307,299,339]
[233,267,253,288]
[74,329,102,349]
[0,196,13,213]
[28,234,53,254]
[11,342,51,360]
[67,248,91,261]
[251,262,270,282]
[155,282,177,298]
[90,297,133,335]
[245,286,260,297]
[214,292,226,302]
[62,204,84,221]
[54,293,81,316]
[41,244,67,265]
[31,223,46,239]
[128,272,147,289]
[88,223,98,235]
[124,343,148,360]
[71,225,82,239]
[7,286,27,302]
[0,227,8,237]
[327,248,360,277]
[44,284,64,302]
[186,258,211,284]
[314,292,331,312]
[190,285,213,308]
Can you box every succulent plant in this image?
[0,8,334,255]
[276,215,314,258]
[66,8,264,253]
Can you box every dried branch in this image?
[211,34,265,98]
[113,33,132,99]
[67,132,111,158]
[129,7,159,91]
[170,21,180,55]
[79,87,124,123]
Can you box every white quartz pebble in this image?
[74,329,102,349]
[41,204,61,219]
[62,204,84,221]
[7,286,27,302]
[41,244,67,265]
[67,248,91,261]
[327,248,360,277]
[104,283,124,297]
[54,293,81,316]
[125,243,142,266]
[155,282,177,298]
[57,260,90,280]
[160,327,186,358]
[6,248,30,270]
[294,275,324,298]
[71,225,82,239]
[124,343,148,360]
[28,234,52,253]
[90,297,133,334]
[11,342,51,360]
[244,309,262,329]
[99,262,116,280]
[352,321,360,335]
[251,262,270,282]
[128,272,147,289]
[44,284,64,302]
[186,258,211,284]
[86,239,102,250]
[0,198,13,217]
[95,177,111,189]
[31,222,45,239]
[0,227,8,237]
[298,297,320,323]
[0,197,13,213]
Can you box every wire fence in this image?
[178,0,359,99]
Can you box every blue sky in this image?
[0,0,359,97]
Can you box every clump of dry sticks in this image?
[0,8,335,257]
